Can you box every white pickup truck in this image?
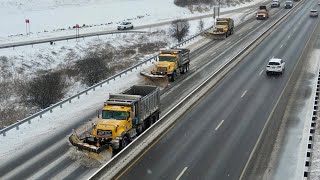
[117,22,134,30]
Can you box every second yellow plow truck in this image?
[140,48,190,82]
[69,85,160,156]
[204,18,234,39]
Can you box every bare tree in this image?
[169,19,190,42]
[198,19,204,32]
[76,52,109,86]
[21,71,66,109]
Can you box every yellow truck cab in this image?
[140,48,190,82]
[69,85,160,154]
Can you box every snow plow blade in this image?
[140,71,166,79]
[203,31,226,40]
[140,71,169,88]
[68,132,109,154]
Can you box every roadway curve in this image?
[115,0,318,179]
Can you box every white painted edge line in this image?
[280,44,283,48]
[259,69,264,76]
[239,33,243,36]
[90,5,296,179]
[212,52,217,56]
[215,120,225,131]
[176,167,188,180]
[241,90,247,98]
[226,42,231,45]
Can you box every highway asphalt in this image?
[0,1,302,179]
[116,0,318,179]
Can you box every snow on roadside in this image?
[0,10,248,161]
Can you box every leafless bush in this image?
[0,106,30,129]
[20,71,67,109]
[169,19,190,42]
[76,52,109,86]
[137,42,167,54]
[174,0,213,7]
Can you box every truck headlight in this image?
[115,136,122,140]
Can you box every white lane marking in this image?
[215,120,225,131]
[280,44,283,48]
[226,42,231,45]
[241,90,247,98]
[212,52,217,56]
[288,35,291,38]
[239,33,243,36]
[249,26,253,29]
[176,167,188,180]
[259,70,263,76]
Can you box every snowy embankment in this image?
[0,13,252,164]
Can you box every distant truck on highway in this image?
[256,6,269,20]
[140,48,190,82]
[204,18,234,39]
[69,85,160,154]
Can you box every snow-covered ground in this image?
[4,0,318,179]
[0,0,262,126]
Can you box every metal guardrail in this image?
[0,26,211,136]
[88,7,297,180]
[0,31,147,49]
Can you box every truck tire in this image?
[121,136,129,149]
[169,72,176,82]
[181,66,185,74]
[186,63,190,72]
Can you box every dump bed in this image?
[259,5,268,10]
[160,48,190,66]
[108,85,160,123]
[175,48,190,66]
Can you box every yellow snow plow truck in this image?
[256,6,269,20]
[204,18,234,39]
[140,48,190,82]
[69,85,160,155]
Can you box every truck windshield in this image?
[102,110,129,120]
[159,56,176,62]
[216,22,227,26]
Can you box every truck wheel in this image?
[181,66,185,74]
[121,136,129,149]
[169,72,176,82]
[137,124,144,135]
[186,63,190,72]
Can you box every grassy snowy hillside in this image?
[0,0,255,127]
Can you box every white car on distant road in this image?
[266,58,285,75]
[117,22,134,30]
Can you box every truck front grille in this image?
[157,67,167,73]
[97,130,112,137]
[216,28,224,32]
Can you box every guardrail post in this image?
[50,109,53,113]
[100,84,103,87]
[28,120,31,124]
[2,132,6,136]
[16,125,19,130]
[40,114,42,118]
[86,91,88,95]
[69,99,72,103]
[93,87,95,91]
[60,104,62,108]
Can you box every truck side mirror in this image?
[97,110,100,118]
